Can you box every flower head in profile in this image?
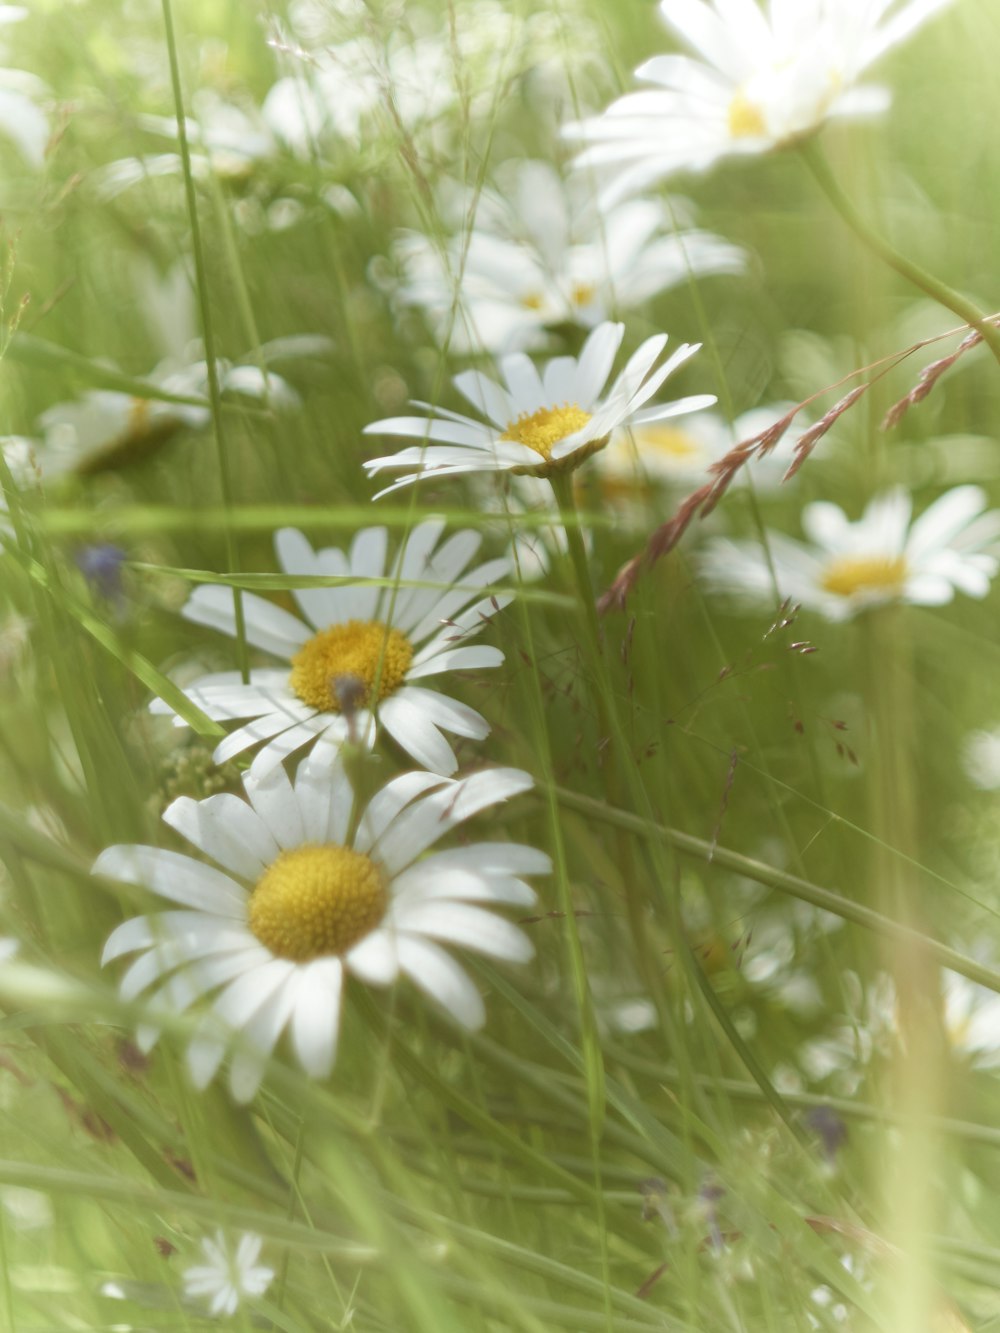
[96,750,547,1102]
[363,321,715,494]
[565,0,954,203]
[700,486,1000,621]
[151,522,509,777]
[183,1231,273,1317]
[394,160,744,353]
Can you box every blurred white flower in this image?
[394,160,745,353]
[566,0,955,203]
[962,728,1000,791]
[942,970,1000,1067]
[596,402,800,495]
[701,486,1000,620]
[33,262,324,477]
[364,321,715,493]
[182,1231,274,1317]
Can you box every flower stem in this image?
[861,606,947,1332]
[548,472,661,1000]
[802,141,1000,368]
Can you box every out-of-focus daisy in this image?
[96,750,547,1101]
[34,262,327,477]
[0,8,49,168]
[701,486,1000,620]
[151,522,509,777]
[394,160,745,353]
[565,0,955,202]
[364,321,715,493]
[596,402,800,496]
[942,970,1000,1068]
[962,728,1000,791]
[182,1231,273,1317]
[37,357,303,478]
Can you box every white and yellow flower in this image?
[565,0,954,202]
[182,1231,274,1316]
[700,486,1000,621]
[363,321,715,493]
[96,751,547,1101]
[151,522,509,777]
[596,402,799,494]
[394,160,745,353]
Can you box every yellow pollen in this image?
[570,282,595,307]
[820,554,908,599]
[520,291,545,310]
[249,844,386,961]
[639,425,700,461]
[289,620,413,713]
[727,90,767,140]
[501,403,593,463]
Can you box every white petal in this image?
[290,957,343,1077]
[293,746,354,845]
[395,901,534,962]
[162,793,279,881]
[345,927,399,985]
[378,695,459,774]
[182,585,310,658]
[396,935,485,1029]
[93,846,246,917]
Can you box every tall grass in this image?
[2,1,1000,1330]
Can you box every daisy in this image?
[565,0,955,203]
[394,159,745,353]
[34,262,327,477]
[700,486,1000,621]
[151,521,510,777]
[942,969,1000,1068]
[182,1231,274,1317]
[596,402,801,495]
[962,727,1000,791]
[96,749,547,1102]
[363,321,716,493]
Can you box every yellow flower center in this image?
[249,844,386,961]
[820,554,908,599]
[727,91,767,139]
[520,291,545,310]
[289,620,413,713]
[501,401,591,466]
[570,282,595,307]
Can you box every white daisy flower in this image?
[34,261,325,478]
[942,970,1000,1068]
[700,486,1000,621]
[96,750,547,1101]
[565,0,954,203]
[363,321,716,493]
[394,160,745,353]
[962,727,1000,791]
[597,402,801,494]
[151,521,510,777]
[182,1231,274,1317]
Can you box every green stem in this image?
[548,472,660,1004]
[802,141,1000,367]
[160,0,249,679]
